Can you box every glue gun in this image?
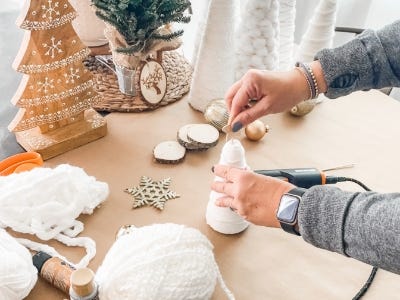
[254,168,346,189]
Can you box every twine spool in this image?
[206,139,250,234]
[0,229,37,300]
[96,223,235,300]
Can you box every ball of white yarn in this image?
[0,229,37,300]
[96,223,234,300]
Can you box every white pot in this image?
[69,0,107,47]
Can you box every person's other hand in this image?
[225,68,309,131]
[211,164,296,227]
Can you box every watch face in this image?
[277,194,300,224]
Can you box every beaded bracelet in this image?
[294,67,313,100]
[295,62,319,99]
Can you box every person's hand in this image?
[211,164,296,227]
[225,61,327,131]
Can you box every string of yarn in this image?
[278,0,296,71]
[0,229,37,300]
[0,164,109,268]
[206,139,250,234]
[235,0,280,79]
[296,0,338,62]
[96,223,235,300]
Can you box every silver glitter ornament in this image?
[203,99,229,131]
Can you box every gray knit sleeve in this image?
[315,20,400,99]
[298,186,400,274]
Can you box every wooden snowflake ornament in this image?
[136,60,167,106]
[125,176,180,210]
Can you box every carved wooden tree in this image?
[9,0,107,159]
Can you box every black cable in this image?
[328,176,378,300]
[352,267,378,300]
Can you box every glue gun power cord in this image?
[319,175,376,300]
[254,168,378,299]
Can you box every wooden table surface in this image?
[19,90,400,299]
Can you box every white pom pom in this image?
[96,224,234,300]
[0,229,37,300]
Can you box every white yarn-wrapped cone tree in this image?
[188,0,236,112]
[206,139,250,234]
[278,0,296,71]
[235,0,280,79]
[296,0,338,63]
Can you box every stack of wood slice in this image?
[154,124,220,164]
[177,124,219,151]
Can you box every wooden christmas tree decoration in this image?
[9,0,107,160]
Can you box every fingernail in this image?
[232,122,243,132]
[211,166,215,173]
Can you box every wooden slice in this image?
[153,141,186,164]
[187,124,219,148]
[136,60,167,106]
[177,124,209,151]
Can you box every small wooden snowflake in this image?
[125,176,180,210]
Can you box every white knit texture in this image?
[278,0,296,71]
[0,229,37,300]
[188,0,237,112]
[0,164,109,268]
[296,0,338,62]
[206,139,250,234]
[235,0,280,79]
[96,223,235,300]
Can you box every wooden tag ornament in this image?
[9,0,107,160]
[135,60,167,106]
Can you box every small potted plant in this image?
[92,0,191,95]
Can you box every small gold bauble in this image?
[245,120,269,141]
[290,100,316,116]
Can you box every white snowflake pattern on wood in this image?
[42,36,63,59]
[125,176,180,210]
[64,67,80,84]
[41,0,60,21]
[37,77,55,94]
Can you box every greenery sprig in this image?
[91,0,191,54]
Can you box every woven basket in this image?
[85,51,193,112]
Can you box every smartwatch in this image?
[276,187,307,236]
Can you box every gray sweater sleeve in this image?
[298,186,400,274]
[315,20,400,98]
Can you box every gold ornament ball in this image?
[290,100,316,116]
[245,120,269,141]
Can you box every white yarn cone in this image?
[235,0,280,79]
[278,0,296,71]
[206,139,250,234]
[188,0,236,112]
[0,229,37,300]
[96,223,235,300]
[296,0,338,62]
